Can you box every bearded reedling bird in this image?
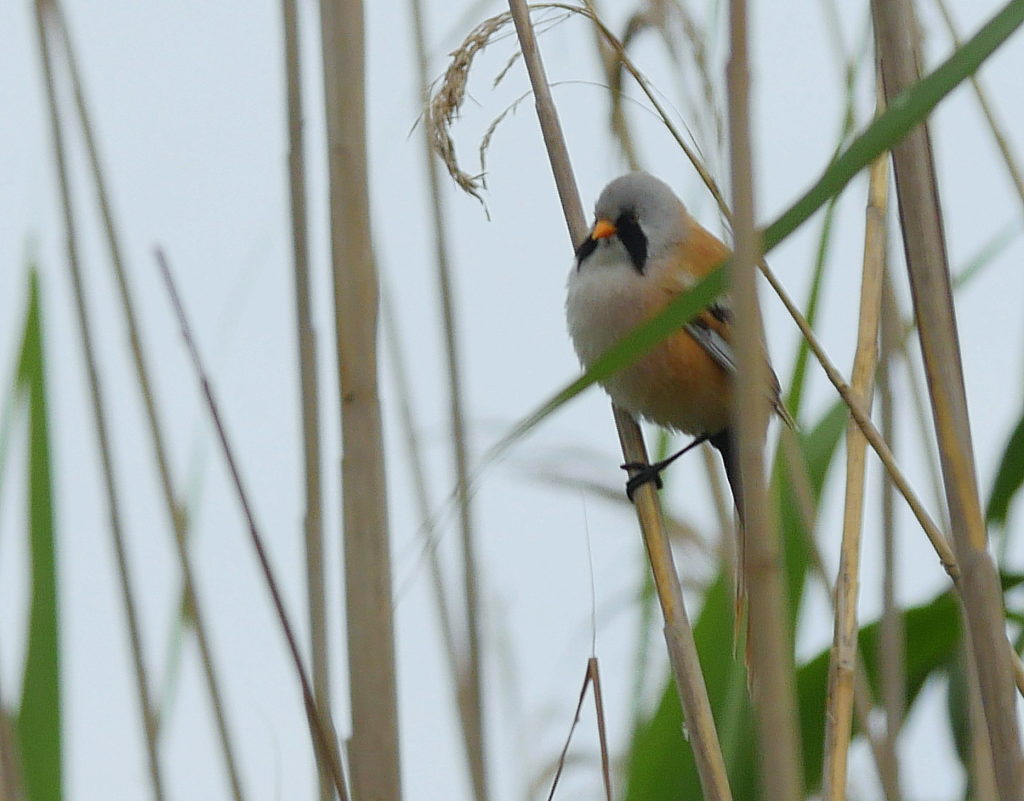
[566,171,793,510]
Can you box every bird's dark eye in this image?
[615,210,648,273]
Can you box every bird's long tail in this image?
[708,429,747,658]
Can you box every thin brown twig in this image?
[48,5,247,797]
[33,4,166,799]
[504,3,733,799]
[155,249,349,801]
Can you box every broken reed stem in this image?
[726,3,804,801]
[156,251,349,801]
[318,0,402,798]
[279,1,332,800]
[871,0,1024,797]
[822,140,889,801]
[48,6,247,799]
[504,2,732,799]
[407,0,488,796]
[33,4,166,799]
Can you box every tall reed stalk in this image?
[822,136,888,801]
[318,0,402,798]
[726,2,803,800]
[505,3,733,799]
[872,0,1024,797]
[279,1,332,799]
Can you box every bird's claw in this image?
[621,462,664,501]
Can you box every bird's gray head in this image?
[576,172,690,274]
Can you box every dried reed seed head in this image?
[426,12,515,202]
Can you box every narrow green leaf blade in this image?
[987,409,1024,525]
[15,270,62,801]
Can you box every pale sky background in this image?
[3,1,1024,800]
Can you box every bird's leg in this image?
[621,434,710,501]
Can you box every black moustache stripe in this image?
[616,213,648,273]
[575,235,598,268]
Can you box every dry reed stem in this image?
[33,4,166,798]
[962,613,1000,800]
[782,430,902,800]
[822,142,888,801]
[504,3,733,798]
[408,1,488,796]
[47,6,248,798]
[156,251,349,800]
[319,0,402,798]
[872,0,1024,796]
[279,1,332,799]
[877,272,905,794]
[726,3,804,800]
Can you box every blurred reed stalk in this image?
[878,274,905,794]
[47,5,247,798]
[33,3,166,799]
[931,0,1024,214]
[278,1,332,800]
[872,0,1024,797]
[406,0,488,796]
[156,251,349,800]
[318,0,403,798]
[505,3,733,799]
[822,129,888,801]
[725,3,804,801]
[782,429,902,800]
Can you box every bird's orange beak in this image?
[591,218,617,240]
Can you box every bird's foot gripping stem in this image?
[621,462,665,501]
[620,433,710,502]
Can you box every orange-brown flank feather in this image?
[599,219,734,436]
